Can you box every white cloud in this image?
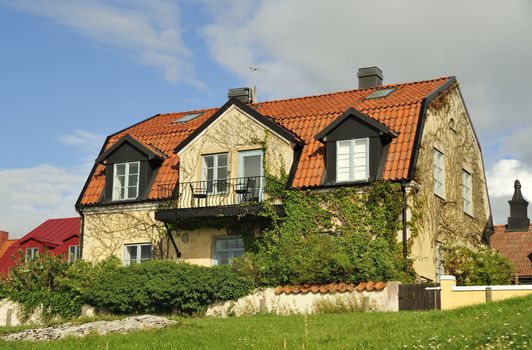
[7,0,201,86]
[59,129,105,154]
[486,159,532,225]
[0,164,85,238]
[201,0,532,161]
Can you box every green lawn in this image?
[1,296,531,349]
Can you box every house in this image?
[0,218,81,276]
[76,67,492,282]
[490,180,532,284]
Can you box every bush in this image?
[86,260,256,315]
[4,252,86,320]
[443,245,514,285]
[233,184,410,285]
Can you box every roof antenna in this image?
[249,65,267,102]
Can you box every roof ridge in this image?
[253,76,452,106]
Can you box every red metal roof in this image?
[79,77,453,205]
[18,218,81,246]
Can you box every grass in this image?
[0,296,530,349]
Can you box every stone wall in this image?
[206,282,400,317]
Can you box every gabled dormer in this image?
[316,108,395,185]
[95,134,167,203]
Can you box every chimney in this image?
[227,87,257,104]
[357,66,383,89]
[507,179,530,231]
[0,231,8,247]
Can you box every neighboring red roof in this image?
[0,240,17,260]
[79,77,453,205]
[19,218,81,247]
[491,224,532,277]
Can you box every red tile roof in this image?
[491,224,532,277]
[0,240,17,260]
[79,77,453,205]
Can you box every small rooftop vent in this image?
[357,66,383,89]
[228,87,256,104]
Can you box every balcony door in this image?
[237,150,263,202]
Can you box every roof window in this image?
[174,112,204,123]
[365,88,396,100]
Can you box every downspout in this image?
[163,222,181,259]
[77,207,85,260]
[401,181,408,269]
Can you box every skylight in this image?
[365,88,396,100]
[174,112,204,123]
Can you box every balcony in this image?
[155,176,283,219]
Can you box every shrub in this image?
[233,184,410,285]
[5,252,85,320]
[86,260,256,315]
[443,245,514,285]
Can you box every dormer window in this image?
[113,161,140,201]
[336,138,369,182]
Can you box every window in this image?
[365,88,396,99]
[433,149,445,198]
[68,245,80,264]
[112,162,140,201]
[462,170,473,215]
[123,243,152,266]
[336,138,369,182]
[174,112,204,123]
[202,153,228,194]
[214,237,245,265]
[26,247,38,260]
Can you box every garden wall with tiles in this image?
[206,282,400,317]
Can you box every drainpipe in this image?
[77,207,85,260]
[401,181,408,269]
[164,222,181,259]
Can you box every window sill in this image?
[434,193,446,201]
[464,211,474,219]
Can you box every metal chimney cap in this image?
[357,66,383,79]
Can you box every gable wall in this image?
[410,87,491,281]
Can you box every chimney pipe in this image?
[0,231,8,247]
[357,66,383,89]
[507,179,530,231]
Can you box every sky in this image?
[1,0,531,237]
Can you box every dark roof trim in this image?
[18,236,59,247]
[315,108,394,142]
[175,98,301,154]
[407,77,457,180]
[286,143,303,188]
[75,135,111,210]
[95,134,167,164]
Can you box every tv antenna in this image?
[249,65,267,90]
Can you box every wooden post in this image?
[515,273,519,285]
[485,287,492,302]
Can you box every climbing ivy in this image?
[233,181,415,285]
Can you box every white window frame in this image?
[68,245,80,264]
[462,169,473,216]
[213,237,245,265]
[433,149,445,199]
[202,153,229,194]
[112,161,140,201]
[26,247,39,260]
[123,243,152,266]
[336,138,369,183]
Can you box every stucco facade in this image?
[409,86,491,281]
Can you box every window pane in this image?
[217,154,228,167]
[115,164,126,176]
[127,186,137,199]
[129,162,139,174]
[207,168,214,181]
[204,156,214,168]
[140,245,152,260]
[127,246,138,263]
[128,174,138,186]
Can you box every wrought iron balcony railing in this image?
[157,176,283,210]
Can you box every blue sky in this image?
[1,0,532,236]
